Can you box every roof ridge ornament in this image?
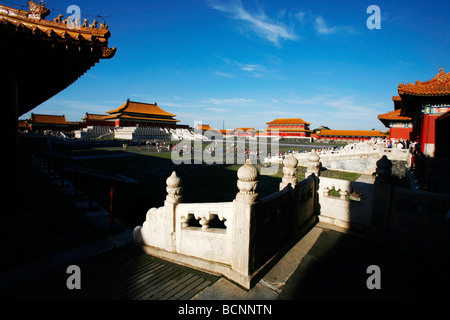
[27,0,50,20]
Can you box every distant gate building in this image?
[265,117,311,137]
[104,99,180,128]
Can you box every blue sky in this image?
[20,0,449,131]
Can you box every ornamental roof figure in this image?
[0,1,116,116]
[398,66,450,96]
[395,67,450,118]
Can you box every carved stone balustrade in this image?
[166,171,182,203]
[134,158,318,289]
[318,176,374,229]
[340,189,349,200]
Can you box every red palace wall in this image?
[422,114,437,145]
[266,124,310,137]
[389,127,412,140]
[420,114,439,156]
[267,131,308,137]
[314,136,373,141]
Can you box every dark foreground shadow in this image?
[277,226,450,300]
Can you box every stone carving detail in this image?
[180,213,212,230]
[340,189,349,200]
[305,149,320,178]
[180,212,227,230]
[166,171,182,203]
[323,186,363,202]
[198,214,213,230]
[236,159,258,203]
[134,156,319,289]
[280,154,298,190]
[180,214,192,229]
[375,155,392,183]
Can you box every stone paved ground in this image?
[0,153,219,300]
[195,223,450,300]
[0,154,106,274]
[1,244,219,300]
[277,224,450,300]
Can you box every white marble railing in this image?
[317,176,374,228]
[268,142,410,176]
[176,202,233,265]
[270,140,409,164]
[134,154,319,289]
[178,202,231,230]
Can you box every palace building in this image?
[81,113,114,127]
[377,101,413,141]
[104,99,180,128]
[28,113,68,131]
[265,117,311,137]
[314,130,387,141]
[195,124,214,132]
[391,67,450,157]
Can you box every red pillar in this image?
[421,114,437,156]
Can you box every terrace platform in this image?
[1,151,449,300]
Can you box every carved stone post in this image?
[305,149,321,216]
[164,171,182,250]
[374,155,392,184]
[235,159,258,203]
[232,159,259,280]
[133,171,182,252]
[305,149,320,179]
[371,155,392,230]
[166,171,182,204]
[280,154,298,190]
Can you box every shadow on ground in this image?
[277,225,450,300]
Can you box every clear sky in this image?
[19,0,450,131]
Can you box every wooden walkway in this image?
[1,244,219,300]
